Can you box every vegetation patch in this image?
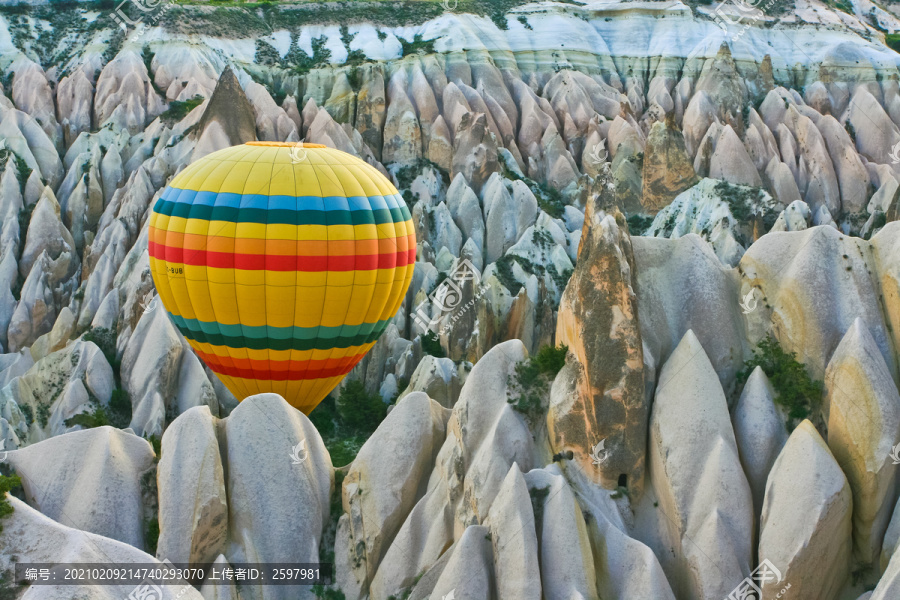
[141,46,166,97]
[159,95,205,125]
[309,383,387,467]
[146,434,162,456]
[64,387,131,430]
[420,330,446,358]
[254,38,283,66]
[508,344,568,424]
[290,34,333,75]
[495,251,572,297]
[825,0,853,14]
[108,389,132,428]
[610,485,630,500]
[144,517,159,555]
[713,180,780,242]
[546,263,574,293]
[64,400,109,429]
[626,214,654,236]
[528,485,550,531]
[887,34,900,53]
[393,158,448,189]
[399,32,436,56]
[500,162,567,218]
[497,254,543,294]
[737,335,823,429]
[337,380,387,433]
[842,211,869,237]
[0,567,28,600]
[0,474,22,533]
[83,326,121,380]
[313,468,346,599]
[312,582,347,599]
[340,24,368,66]
[533,184,566,218]
[18,404,33,427]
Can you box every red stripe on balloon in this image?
[196,349,366,381]
[149,241,416,271]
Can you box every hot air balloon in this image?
[148,142,416,413]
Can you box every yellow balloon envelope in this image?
[148,142,416,413]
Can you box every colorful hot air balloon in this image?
[148,142,416,413]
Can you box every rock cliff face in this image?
[553,200,647,494]
[0,0,900,597]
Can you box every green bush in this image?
[65,387,131,430]
[508,344,568,423]
[532,344,568,376]
[287,34,332,76]
[420,331,445,358]
[254,38,282,66]
[528,485,550,528]
[535,185,565,218]
[391,377,410,404]
[392,158,449,191]
[309,390,383,468]
[159,95,205,125]
[737,335,823,428]
[399,33,435,56]
[146,435,162,457]
[336,380,387,434]
[0,567,21,600]
[83,327,118,373]
[308,394,338,438]
[312,584,346,600]
[64,405,109,429]
[144,517,159,555]
[494,254,538,297]
[16,195,36,246]
[108,388,132,429]
[887,34,900,53]
[626,214,654,236]
[0,474,22,533]
[36,404,50,428]
[324,435,367,469]
[18,404,32,426]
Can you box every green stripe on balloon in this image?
[168,313,392,351]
